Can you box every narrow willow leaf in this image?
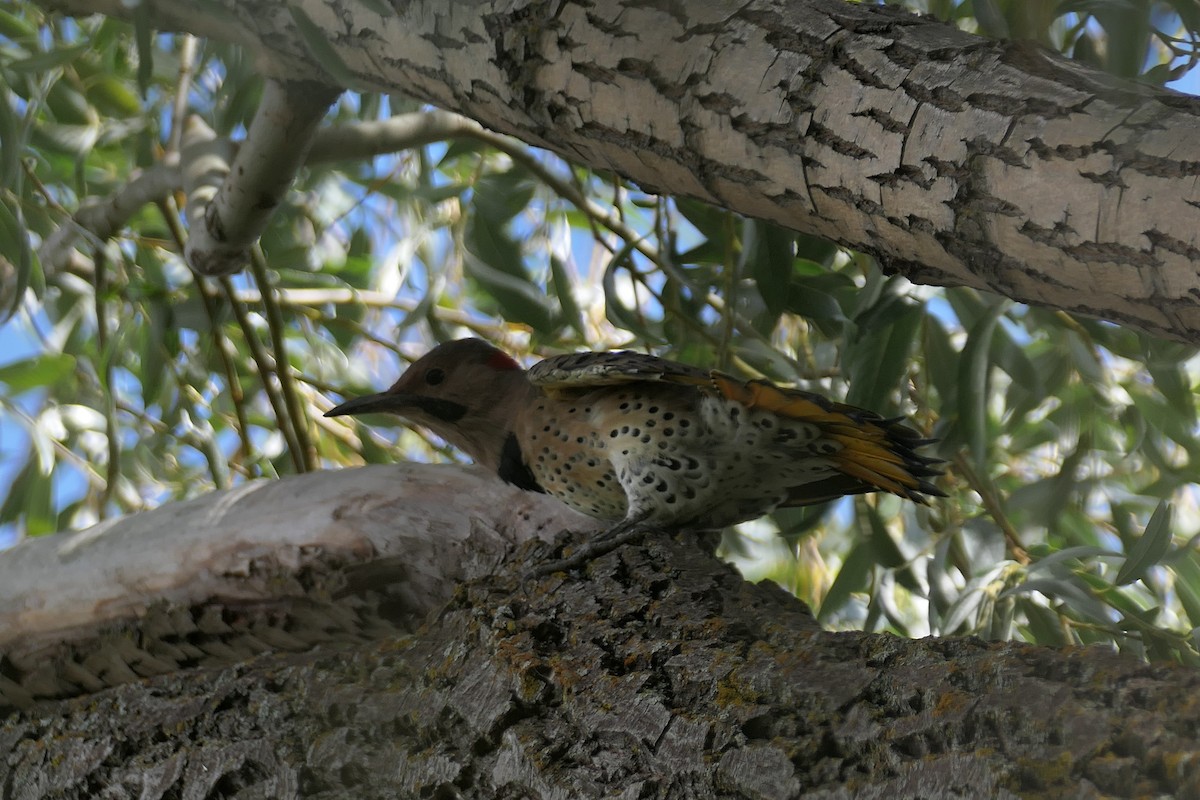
[865,505,922,594]
[87,76,142,118]
[7,43,90,73]
[1002,577,1113,626]
[132,1,154,96]
[550,255,585,338]
[0,88,21,187]
[1019,600,1073,647]
[817,542,873,624]
[0,353,75,394]
[1026,545,1120,575]
[1174,552,1200,628]
[844,299,921,412]
[464,253,556,335]
[0,198,33,320]
[957,302,1004,468]
[1115,501,1173,586]
[745,219,794,317]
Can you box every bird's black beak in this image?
[325,392,468,423]
[324,391,408,418]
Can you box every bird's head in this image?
[325,338,531,470]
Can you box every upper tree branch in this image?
[31,0,1200,342]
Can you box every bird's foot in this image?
[526,525,649,577]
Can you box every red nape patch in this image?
[487,351,523,371]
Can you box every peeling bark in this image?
[34,0,1200,343]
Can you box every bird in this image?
[325,338,943,569]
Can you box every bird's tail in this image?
[710,374,945,505]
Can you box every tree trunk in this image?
[35,0,1200,344]
[3,466,1200,797]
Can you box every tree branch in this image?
[184,78,341,276]
[0,463,598,710]
[3,477,1198,796]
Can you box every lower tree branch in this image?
[3,507,1198,797]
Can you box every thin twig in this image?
[248,245,316,471]
[92,246,120,520]
[953,453,1030,565]
[156,198,257,475]
[220,275,307,473]
[167,35,199,155]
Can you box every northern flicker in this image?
[325,339,943,563]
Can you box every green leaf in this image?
[1026,545,1118,576]
[0,9,37,41]
[7,43,91,74]
[549,255,585,338]
[0,459,55,537]
[674,197,727,243]
[0,197,33,320]
[793,233,839,266]
[132,1,154,96]
[1019,600,1073,647]
[866,505,923,594]
[940,581,985,634]
[44,80,95,126]
[1001,576,1112,626]
[818,542,873,623]
[87,76,142,118]
[1114,501,1173,586]
[784,279,844,323]
[957,301,1004,468]
[0,88,22,188]
[1172,550,1200,629]
[745,219,794,316]
[473,170,536,223]
[843,296,921,412]
[463,253,556,335]
[1146,359,1196,425]
[0,353,76,394]
[769,503,832,546]
[923,317,959,411]
[141,303,170,407]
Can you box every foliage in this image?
[2,0,1200,663]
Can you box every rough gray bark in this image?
[4,525,1200,798]
[0,464,598,710]
[35,0,1200,344]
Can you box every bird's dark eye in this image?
[425,367,445,386]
